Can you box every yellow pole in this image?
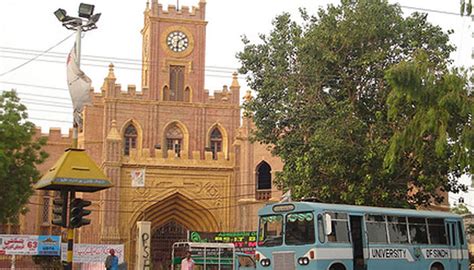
[65,191,75,270]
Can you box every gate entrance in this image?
[152,220,188,270]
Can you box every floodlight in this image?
[78,3,95,19]
[88,13,101,24]
[54,8,68,22]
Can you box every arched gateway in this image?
[129,192,220,269]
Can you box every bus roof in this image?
[258,201,461,219]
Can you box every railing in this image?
[256,189,272,201]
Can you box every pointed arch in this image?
[128,192,220,268]
[206,123,229,159]
[120,119,143,155]
[162,120,189,158]
[162,85,169,101]
[184,86,191,102]
[128,192,220,234]
[256,161,272,190]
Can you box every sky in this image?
[0,0,472,208]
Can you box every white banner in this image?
[67,42,92,128]
[131,168,146,187]
[61,243,124,263]
[0,235,61,256]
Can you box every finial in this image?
[244,90,253,102]
[107,63,116,79]
[231,72,240,88]
[146,0,150,10]
[107,119,121,141]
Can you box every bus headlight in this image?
[260,258,271,267]
[298,257,310,265]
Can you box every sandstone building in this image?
[0,1,282,268]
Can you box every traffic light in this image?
[69,198,92,228]
[52,192,68,227]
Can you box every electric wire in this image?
[0,46,239,71]
[0,33,75,78]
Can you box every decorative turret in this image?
[104,119,122,164]
[100,119,122,243]
[102,63,118,98]
[230,72,240,104]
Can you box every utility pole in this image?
[36,4,110,270]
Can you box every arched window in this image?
[169,65,185,101]
[124,124,137,156]
[163,86,169,101]
[166,125,183,157]
[184,87,191,102]
[210,128,222,160]
[257,161,272,190]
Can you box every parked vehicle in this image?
[256,202,469,270]
[171,242,255,270]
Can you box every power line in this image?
[0,81,69,92]
[0,33,74,77]
[0,46,239,71]
[399,4,462,16]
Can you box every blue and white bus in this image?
[256,202,469,270]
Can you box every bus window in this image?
[366,215,388,243]
[317,214,325,243]
[408,217,429,244]
[327,212,350,243]
[457,221,464,246]
[387,216,409,244]
[285,212,315,245]
[427,218,447,245]
[258,215,283,247]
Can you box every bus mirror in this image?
[324,213,332,235]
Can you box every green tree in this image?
[0,90,48,223]
[451,203,471,215]
[385,52,473,205]
[238,0,472,207]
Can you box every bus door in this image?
[447,220,463,270]
[349,215,366,270]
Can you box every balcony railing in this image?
[256,189,272,201]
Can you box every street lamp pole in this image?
[72,24,82,148]
[53,4,101,269]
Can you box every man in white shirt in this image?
[181,251,195,270]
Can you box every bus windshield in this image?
[258,215,283,247]
[285,212,315,245]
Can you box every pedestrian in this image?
[181,251,195,270]
[105,248,119,270]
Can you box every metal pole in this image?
[10,255,15,270]
[65,191,75,270]
[72,24,82,149]
[65,23,82,270]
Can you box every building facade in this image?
[1,1,282,268]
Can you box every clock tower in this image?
[141,0,207,102]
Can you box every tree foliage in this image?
[451,203,471,215]
[0,90,48,223]
[238,0,473,207]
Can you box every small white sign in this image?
[131,168,145,187]
[61,243,124,263]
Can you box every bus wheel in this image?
[430,262,444,270]
[329,263,346,270]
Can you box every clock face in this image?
[167,31,189,52]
